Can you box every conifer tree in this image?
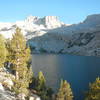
[9,28,31,79]
[56,80,73,100]
[13,66,33,95]
[8,27,33,95]
[36,71,46,91]
[33,71,54,100]
[85,77,100,100]
[0,34,6,68]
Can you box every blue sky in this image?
[0,0,100,24]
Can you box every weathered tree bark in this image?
[15,71,19,80]
[15,58,20,80]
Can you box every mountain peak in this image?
[25,16,38,22]
[25,16,65,28]
[43,16,64,28]
[83,14,100,26]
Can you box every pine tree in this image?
[13,67,33,95]
[56,80,73,100]
[8,27,33,95]
[0,34,6,68]
[36,71,46,91]
[85,77,100,100]
[33,71,54,100]
[9,28,31,79]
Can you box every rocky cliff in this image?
[25,16,64,28]
[27,14,100,56]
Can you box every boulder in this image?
[3,78,14,90]
[0,83,4,91]
[29,94,41,100]
[0,90,16,100]
[18,93,26,100]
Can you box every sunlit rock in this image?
[0,83,4,91]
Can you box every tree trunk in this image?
[15,71,19,80]
[15,58,20,80]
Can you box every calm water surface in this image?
[32,54,100,100]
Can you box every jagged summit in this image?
[0,15,66,38]
[25,16,38,23]
[25,16,65,28]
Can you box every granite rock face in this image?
[0,89,16,100]
[0,69,16,100]
[25,16,64,28]
[0,68,41,100]
[27,14,100,56]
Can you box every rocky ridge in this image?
[0,16,66,38]
[27,14,100,56]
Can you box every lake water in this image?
[32,54,100,100]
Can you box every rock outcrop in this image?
[0,69,16,100]
[25,16,65,28]
[0,68,41,100]
[0,89,16,100]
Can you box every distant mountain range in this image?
[0,16,67,38]
[0,14,100,56]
